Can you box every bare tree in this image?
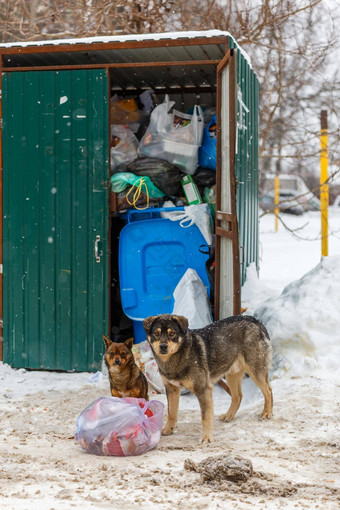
[0,1,176,40]
[180,0,339,183]
[249,1,339,179]
[1,0,339,190]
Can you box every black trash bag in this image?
[116,187,161,212]
[111,313,134,343]
[193,167,216,191]
[115,157,183,197]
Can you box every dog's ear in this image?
[103,335,113,350]
[143,316,156,334]
[172,315,189,334]
[124,337,134,351]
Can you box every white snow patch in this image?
[255,254,340,380]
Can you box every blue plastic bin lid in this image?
[119,217,210,321]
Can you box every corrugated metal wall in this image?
[2,69,109,371]
[229,40,260,285]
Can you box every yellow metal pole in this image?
[320,110,328,257]
[274,174,279,232]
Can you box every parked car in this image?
[261,173,320,212]
[297,192,320,211]
[260,191,305,215]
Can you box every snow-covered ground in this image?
[0,210,339,509]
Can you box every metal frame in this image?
[0,53,3,360]
[215,49,240,318]
[0,35,229,55]
[107,69,112,338]
[3,60,221,73]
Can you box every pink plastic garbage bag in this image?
[74,397,164,456]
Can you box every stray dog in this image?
[143,314,273,443]
[103,336,148,400]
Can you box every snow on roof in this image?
[0,30,231,48]
[0,30,252,66]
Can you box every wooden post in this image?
[320,110,328,257]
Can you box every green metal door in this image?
[2,69,109,371]
[229,40,260,285]
[234,49,260,285]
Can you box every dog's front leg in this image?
[162,382,181,436]
[196,385,214,443]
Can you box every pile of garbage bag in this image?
[109,92,217,213]
[74,397,164,457]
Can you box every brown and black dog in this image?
[144,314,273,443]
[103,336,148,400]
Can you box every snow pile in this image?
[254,254,340,380]
[0,362,107,399]
[241,263,280,314]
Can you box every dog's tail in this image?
[258,322,272,371]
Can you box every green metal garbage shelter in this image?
[0,30,259,371]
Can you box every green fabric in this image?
[110,172,165,197]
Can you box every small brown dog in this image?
[103,336,148,400]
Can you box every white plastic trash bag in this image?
[144,358,189,395]
[138,95,204,174]
[172,268,212,329]
[110,125,139,169]
[144,359,166,394]
[74,397,164,457]
[161,203,213,246]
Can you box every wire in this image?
[126,177,150,210]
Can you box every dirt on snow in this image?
[0,375,339,510]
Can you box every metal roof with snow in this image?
[0,30,250,93]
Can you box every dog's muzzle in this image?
[159,343,168,354]
[114,358,121,366]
